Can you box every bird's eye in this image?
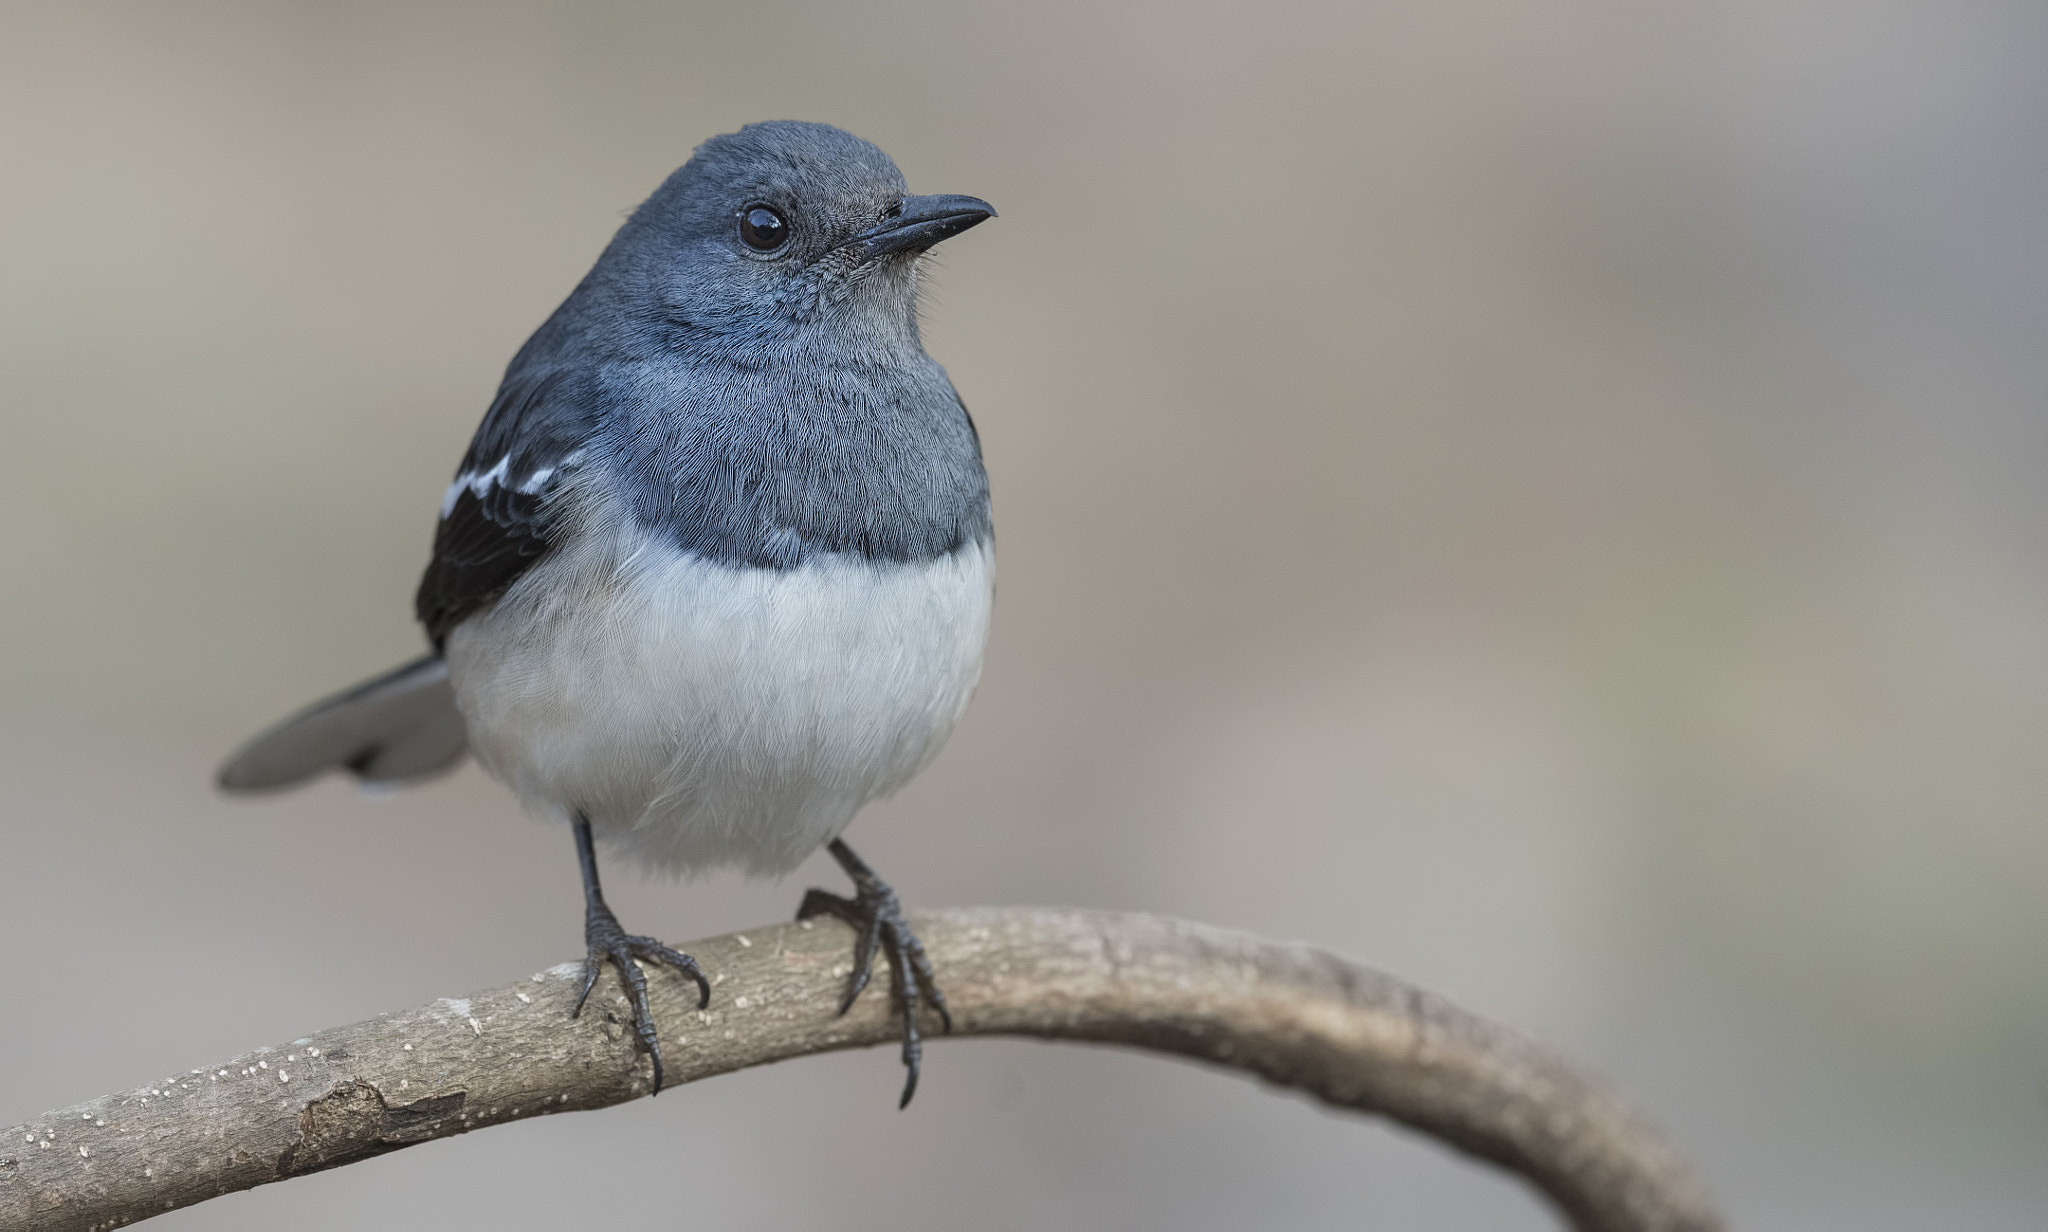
[739,204,789,251]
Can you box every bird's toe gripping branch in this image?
[797,838,951,1108]
[573,908,711,1094]
[570,813,709,1094]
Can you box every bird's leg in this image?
[570,812,709,1094]
[796,838,951,1108]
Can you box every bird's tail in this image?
[217,655,467,792]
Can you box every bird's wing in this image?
[415,367,590,645]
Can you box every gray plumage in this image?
[218,656,464,790]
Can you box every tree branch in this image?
[0,908,1721,1231]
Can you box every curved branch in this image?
[0,908,1721,1231]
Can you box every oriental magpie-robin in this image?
[219,121,996,1106]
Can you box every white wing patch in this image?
[441,456,509,518]
[439,451,583,518]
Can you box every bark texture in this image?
[0,907,1722,1231]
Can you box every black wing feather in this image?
[415,368,589,645]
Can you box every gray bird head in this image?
[575,121,993,365]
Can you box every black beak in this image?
[843,194,996,261]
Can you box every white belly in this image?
[444,522,994,876]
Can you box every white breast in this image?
[444,512,994,877]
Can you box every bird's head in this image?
[594,121,994,363]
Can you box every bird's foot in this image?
[797,839,950,1108]
[572,901,710,1095]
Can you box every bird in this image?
[217,121,996,1108]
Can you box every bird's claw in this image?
[575,903,709,1095]
[797,848,950,1108]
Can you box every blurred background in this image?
[4,2,2046,1227]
